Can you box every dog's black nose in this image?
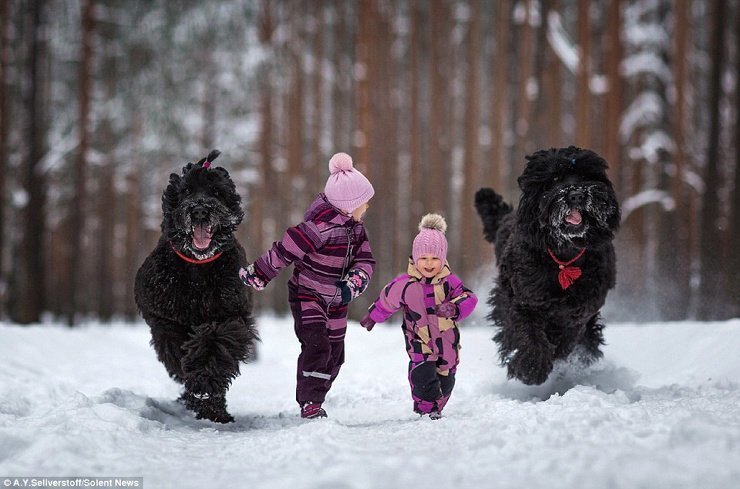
[568,190,585,206]
[192,206,209,221]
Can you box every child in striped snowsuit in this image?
[360,214,477,419]
[239,153,375,419]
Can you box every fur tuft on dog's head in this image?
[161,150,244,260]
[517,146,620,248]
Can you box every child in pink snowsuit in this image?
[240,153,375,419]
[360,214,477,418]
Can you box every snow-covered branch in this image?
[621,189,675,223]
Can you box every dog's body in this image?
[135,150,257,422]
[475,146,620,385]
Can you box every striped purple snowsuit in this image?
[367,261,477,413]
[254,193,375,405]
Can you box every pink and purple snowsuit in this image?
[367,261,477,414]
[253,193,375,406]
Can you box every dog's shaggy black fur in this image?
[475,146,620,385]
[135,150,258,422]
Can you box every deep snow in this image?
[1,316,739,489]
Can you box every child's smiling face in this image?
[415,254,443,278]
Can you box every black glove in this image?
[336,281,353,305]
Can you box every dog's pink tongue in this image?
[193,224,212,250]
[565,208,582,225]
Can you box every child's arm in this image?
[366,274,408,324]
[444,274,478,321]
[253,221,324,283]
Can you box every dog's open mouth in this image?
[564,208,583,226]
[192,224,213,250]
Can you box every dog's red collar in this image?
[170,241,223,265]
[547,247,586,290]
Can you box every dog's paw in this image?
[507,346,554,385]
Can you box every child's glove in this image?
[435,302,459,319]
[239,264,267,291]
[360,314,375,331]
[335,269,370,305]
[336,281,353,305]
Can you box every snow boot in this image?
[429,410,443,420]
[179,391,235,423]
[301,402,328,419]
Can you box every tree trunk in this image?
[97,156,115,321]
[728,1,740,318]
[428,0,450,214]
[575,0,591,147]
[657,0,691,320]
[697,0,727,320]
[311,1,325,193]
[124,169,141,320]
[12,0,47,324]
[0,0,10,317]
[409,1,423,228]
[604,0,623,192]
[461,0,482,275]
[63,0,94,325]
[513,0,534,185]
[490,0,511,200]
[355,0,373,167]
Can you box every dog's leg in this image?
[148,320,191,383]
[497,309,555,385]
[574,314,605,366]
[179,318,257,423]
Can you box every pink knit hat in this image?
[324,152,375,213]
[412,214,448,263]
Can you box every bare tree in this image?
[730,2,740,318]
[11,0,48,324]
[490,0,512,200]
[461,0,483,274]
[0,0,10,317]
[428,0,451,213]
[697,0,728,319]
[656,0,692,319]
[63,0,94,325]
[604,0,623,192]
[575,0,591,147]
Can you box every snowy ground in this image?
[1,316,739,489]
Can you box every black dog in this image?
[135,150,258,422]
[475,146,620,385]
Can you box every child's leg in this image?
[291,299,333,405]
[324,303,349,388]
[435,368,456,411]
[435,327,461,412]
[408,360,443,414]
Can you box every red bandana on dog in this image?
[547,248,586,290]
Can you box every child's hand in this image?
[360,314,375,331]
[239,264,267,291]
[336,281,353,305]
[435,302,458,319]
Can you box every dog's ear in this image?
[162,173,182,214]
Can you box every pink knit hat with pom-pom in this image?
[412,214,448,264]
[324,152,375,213]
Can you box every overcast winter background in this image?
[0,1,739,487]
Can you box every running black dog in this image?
[475,146,620,385]
[135,150,257,422]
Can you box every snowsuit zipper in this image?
[327,225,353,312]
